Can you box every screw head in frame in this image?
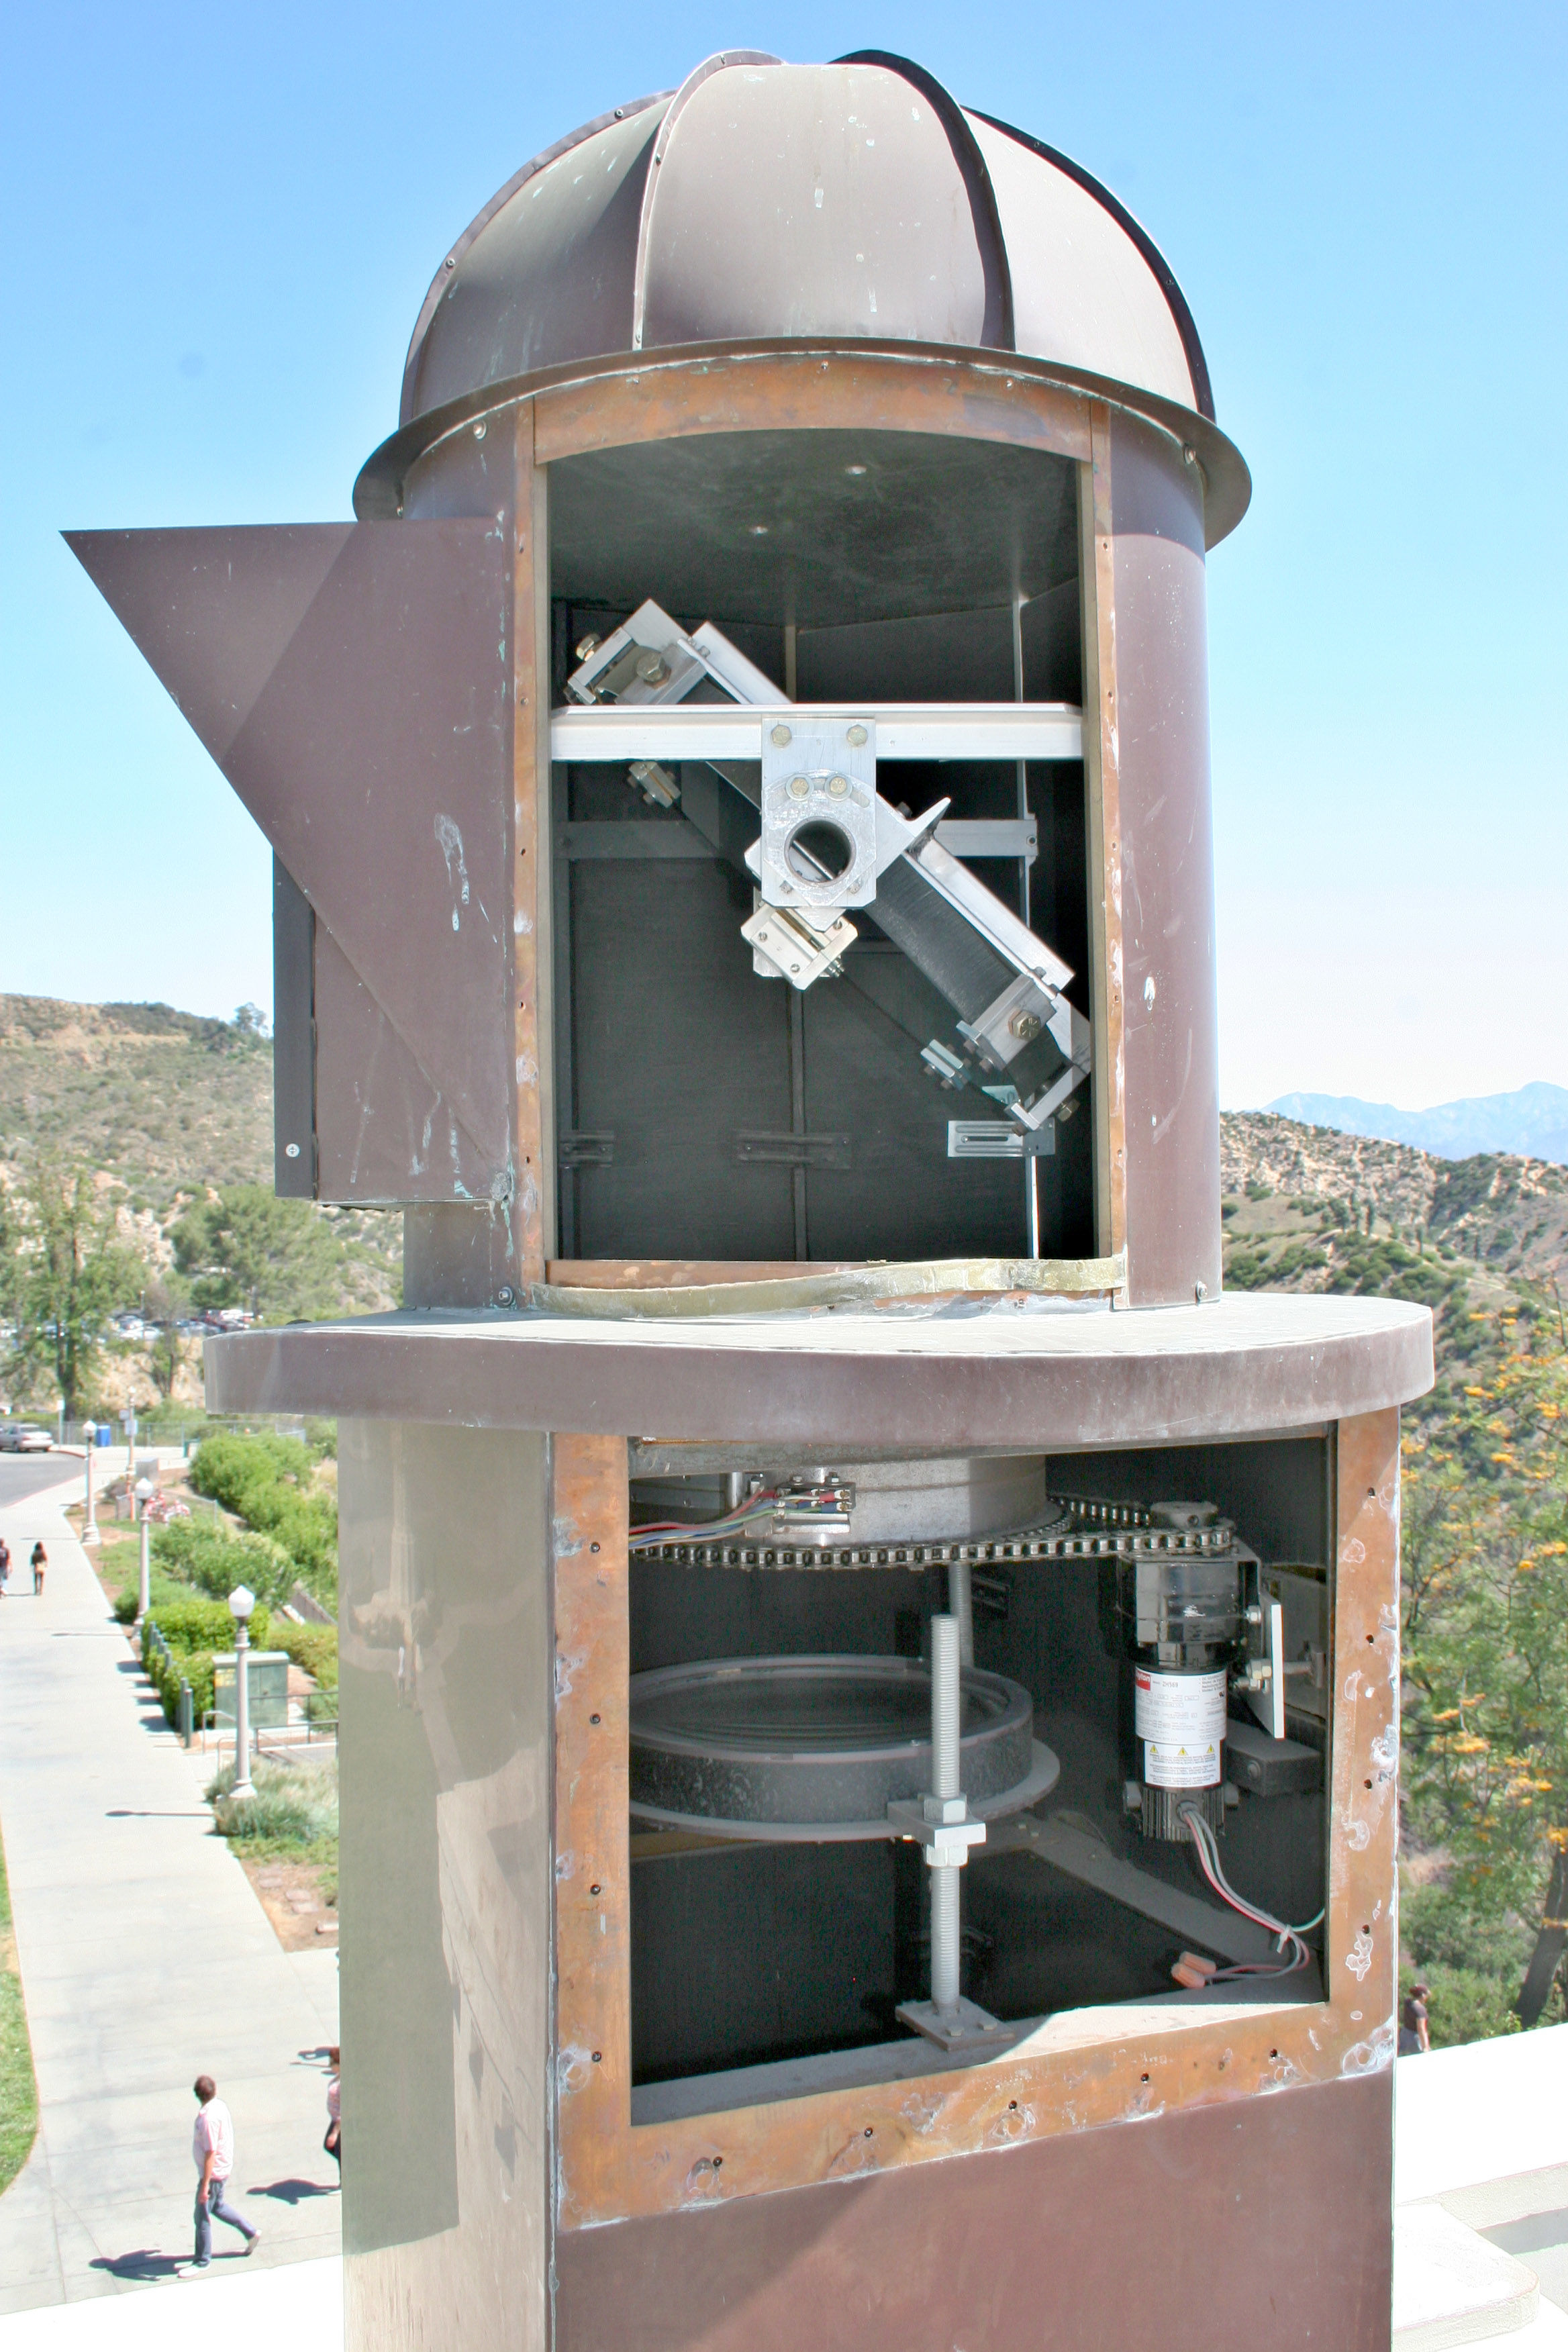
[846,723,868,747]
[771,723,792,748]
[495,1285,516,1308]
[1008,1011,1042,1042]
[473,421,487,440]
[789,775,810,798]
[828,774,848,795]
[633,649,669,684]
[284,1142,301,1159]
[575,633,602,663]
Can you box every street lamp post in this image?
[83,1426,100,1549]
[134,1477,156,1623]
[228,1584,256,1799]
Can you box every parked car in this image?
[0,1424,52,1453]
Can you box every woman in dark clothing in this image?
[30,1542,46,1595]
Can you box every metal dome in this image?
[398,50,1214,433]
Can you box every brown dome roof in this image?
[399,51,1214,430]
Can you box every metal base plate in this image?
[895,1995,1016,2052]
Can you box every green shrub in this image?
[151,1516,293,1608]
[1404,1884,1534,1981]
[189,1432,338,1598]
[271,1622,338,1688]
[143,1597,273,1652]
[205,1755,338,1847]
[140,1600,273,1728]
[113,1569,193,1624]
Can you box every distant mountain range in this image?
[1262,1083,1568,1166]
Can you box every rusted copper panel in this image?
[554,2072,1391,2351]
[545,1416,1404,2235]
[532,350,1091,469]
[68,519,516,1177]
[552,1434,633,2226]
[203,1294,1433,1446]
[1106,411,1222,1308]
[1079,403,1127,1269]
[1328,1408,1401,2045]
[360,344,1248,538]
[313,925,494,1202]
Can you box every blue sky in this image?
[2,1,1563,1108]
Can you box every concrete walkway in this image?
[0,1471,340,2311]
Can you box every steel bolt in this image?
[789,775,810,797]
[846,723,868,746]
[828,775,848,795]
[473,422,487,440]
[771,723,792,747]
[495,1285,516,1307]
[1008,1011,1042,1042]
[634,649,669,684]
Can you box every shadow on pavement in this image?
[90,2249,187,2282]
[250,2177,338,2205]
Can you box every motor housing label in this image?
[1134,1667,1226,1788]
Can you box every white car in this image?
[0,1425,52,1453]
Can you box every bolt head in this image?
[828,775,848,795]
[633,649,669,684]
[1008,1011,1042,1042]
[846,722,868,746]
[495,1285,517,1308]
[771,723,792,747]
[789,775,809,798]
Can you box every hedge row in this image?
[151,1516,295,1608]
[189,1432,337,1598]
[140,1600,274,1727]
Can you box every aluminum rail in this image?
[550,701,1083,764]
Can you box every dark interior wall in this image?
[627,1438,1330,2088]
[548,428,1093,1265]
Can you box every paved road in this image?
[0,1456,91,1514]
[0,1469,340,2311]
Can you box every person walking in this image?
[30,1542,45,1596]
[324,2046,341,2178]
[1399,1979,1432,2055]
[184,2074,260,2270]
[0,1538,9,1595]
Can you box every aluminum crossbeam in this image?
[550,702,1083,765]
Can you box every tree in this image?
[0,1161,146,1418]
[170,1185,349,1324]
[1402,1326,1568,2020]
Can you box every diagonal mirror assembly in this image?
[70,47,1431,2352]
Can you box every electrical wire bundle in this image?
[1178,1802,1326,1980]
[628,1485,852,1553]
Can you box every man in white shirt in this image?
[185,2073,260,2271]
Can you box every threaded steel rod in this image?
[947,1559,974,1669]
[931,1613,961,1798]
[930,1864,961,2015]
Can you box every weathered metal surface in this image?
[511,408,552,1283]
[68,520,516,1183]
[203,1294,1432,1442]
[1110,410,1222,1308]
[360,345,1249,539]
[1080,404,1126,1272]
[547,1260,854,1287]
[312,924,495,1202]
[338,1420,552,2350]
[548,1414,1398,2235]
[399,54,1206,436]
[533,348,1089,471]
[553,2071,1391,2350]
[271,857,315,1197]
